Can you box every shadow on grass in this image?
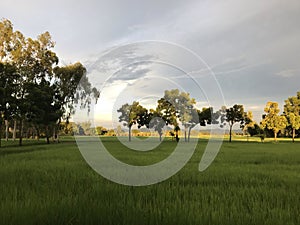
[0,139,76,156]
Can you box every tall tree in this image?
[261,102,287,142]
[0,19,99,145]
[284,93,300,142]
[0,62,18,147]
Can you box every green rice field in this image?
[0,137,299,225]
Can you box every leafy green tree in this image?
[148,109,165,141]
[117,101,147,141]
[247,123,263,137]
[284,93,300,142]
[0,19,99,145]
[156,97,177,127]
[261,102,287,142]
[162,89,196,142]
[0,62,19,147]
[220,104,245,142]
[54,62,100,124]
[242,111,255,141]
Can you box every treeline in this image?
[118,89,300,142]
[0,19,99,147]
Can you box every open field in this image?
[0,137,300,225]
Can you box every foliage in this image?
[220,104,245,142]
[261,102,287,141]
[0,18,99,146]
[284,93,300,142]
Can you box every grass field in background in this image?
[0,137,300,225]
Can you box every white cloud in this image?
[276,69,299,78]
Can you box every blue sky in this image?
[1,0,300,128]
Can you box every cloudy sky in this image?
[1,0,300,127]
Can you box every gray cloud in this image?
[1,0,300,123]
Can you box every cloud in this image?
[276,69,299,78]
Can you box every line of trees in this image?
[0,19,99,147]
[118,89,300,143]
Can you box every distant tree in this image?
[261,102,287,142]
[247,123,262,137]
[220,104,245,142]
[284,93,300,142]
[156,97,177,127]
[148,109,165,141]
[162,89,196,142]
[96,126,108,135]
[242,111,255,141]
[116,125,123,136]
[117,101,147,141]
[191,107,220,142]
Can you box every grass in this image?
[0,137,300,225]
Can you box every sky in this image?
[1,0,300,128]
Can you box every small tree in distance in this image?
[261,102,287,142]
[220,104,245,142]
[117,101,147,142]
[284,93,300,142]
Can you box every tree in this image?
[117,101,147,141]
[284,93,300,142]
[247,123,263,137]
[162,89,196,142]
[261,102,287,142]
[25,80,62,144]
[0,63,18,147]
[54,62,100,124]
[220,104,245,142]
[148,109,165,141]
[242,111,255,141]
[0,19,99,145]
[285,113,300,142]
[95,126,108,135]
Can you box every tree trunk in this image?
[0,121,2,148]
[159,133,162,142]
[229,124,233,142]
[5,120,9,141]
[36,128,40,141]
[184,128,187,142]
[188,127,192,142]
[46,126,50,144]
[274,131,277,142]
[292,128,295,143]
[13,120,17,141]
[128,127,131,142]
[19,119,23,146]
[175,130,179,142]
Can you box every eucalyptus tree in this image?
[0,18,99,145]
